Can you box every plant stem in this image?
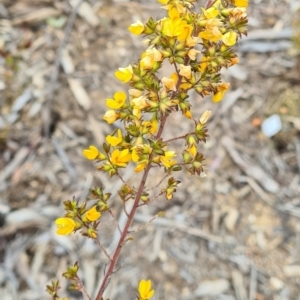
[94,119,166,299]
[94,41,190,300]
[206,0,217,9]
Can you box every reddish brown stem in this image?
[206,0,216,8]
[95,36,192,300]
[94,121,166,299]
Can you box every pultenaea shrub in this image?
[46,0,248,299]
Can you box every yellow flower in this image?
[106,129,123,146]
[132,146,140,163]
[161,73,178,91]
[199,110,211,124]
[115,65,133,83]
[229,56,239,67]
[212,82,230,102]
[142,120,158,135]
[133,108,142,119]
[162,18,188,38]
[110,149,131,167]
[82,145,105,160]
[184,110,192,119]
[138,279,155,300]
[55,218,76,235]
[233,0,248,7]
[128,20,144,35]
[186,36,198,47]
[179,64,192,79]
[129,88,143,98]
[188,144,197,158]
[132,95,149,110]
[199,56,210,72]
[187,49,200,60]
[168,6,180,20]
[177,23,192,42]
[201,6,219,19]
[103,110,119,124]
[140,48,162,70]
[158,0,169,4]
[199,18,223,42]
[222,31,237,46]
[58,298,68,300]
[85,206,101,221]
[106,91,127,109]
[134,162,147,173]
[160,151,177,168]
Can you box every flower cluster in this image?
[55,187,110,238]
[50,0,248,299]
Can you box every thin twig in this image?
[164,133,189,143]
[95,239,112,261]
[43,0,84,137]
[108,209,122,235]
[122,202,130,218]
[116,171,127,185]
[206,0,217,8]
[138,191,165,207]
[145,172,170,192]
[75,275,92,300]
[133,214,160,234]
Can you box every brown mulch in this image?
[1,0,300,299]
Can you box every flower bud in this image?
[175,56,184,64]
[183,150,192,163]
[87,228,98,239]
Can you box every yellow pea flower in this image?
[160,151,177,168]
[222,31,238,46]
[140,48,162,70]
[115,65,133,83]
[132,95,149,110]
[161,72,178,91]
[103,110,119,124]
[106,129,123,146]
[188,144,197,158]
[131,146,140,163]
[162,18,187,38]
[187,49,200,61]
[138,279,155,300]
[157,0,169,4]
[141,120,158,135]
[106,91,127,109]
[212,82,230,102]
[168,6,180,20]
[129,89,143,98]
[179,64,192,79]
[199,56,210,72]
[55,218,76,235]
[134,162,147,173]
[128,20,144,35]
[201,6,219,19]
[177,23,192,42]
[199,110,211,124]
[82,145,105,160]
[85,206,101,221]
[186,35,198,47]
[233,0,248,7]
[199,18,223,42]
[110,149,131,167]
